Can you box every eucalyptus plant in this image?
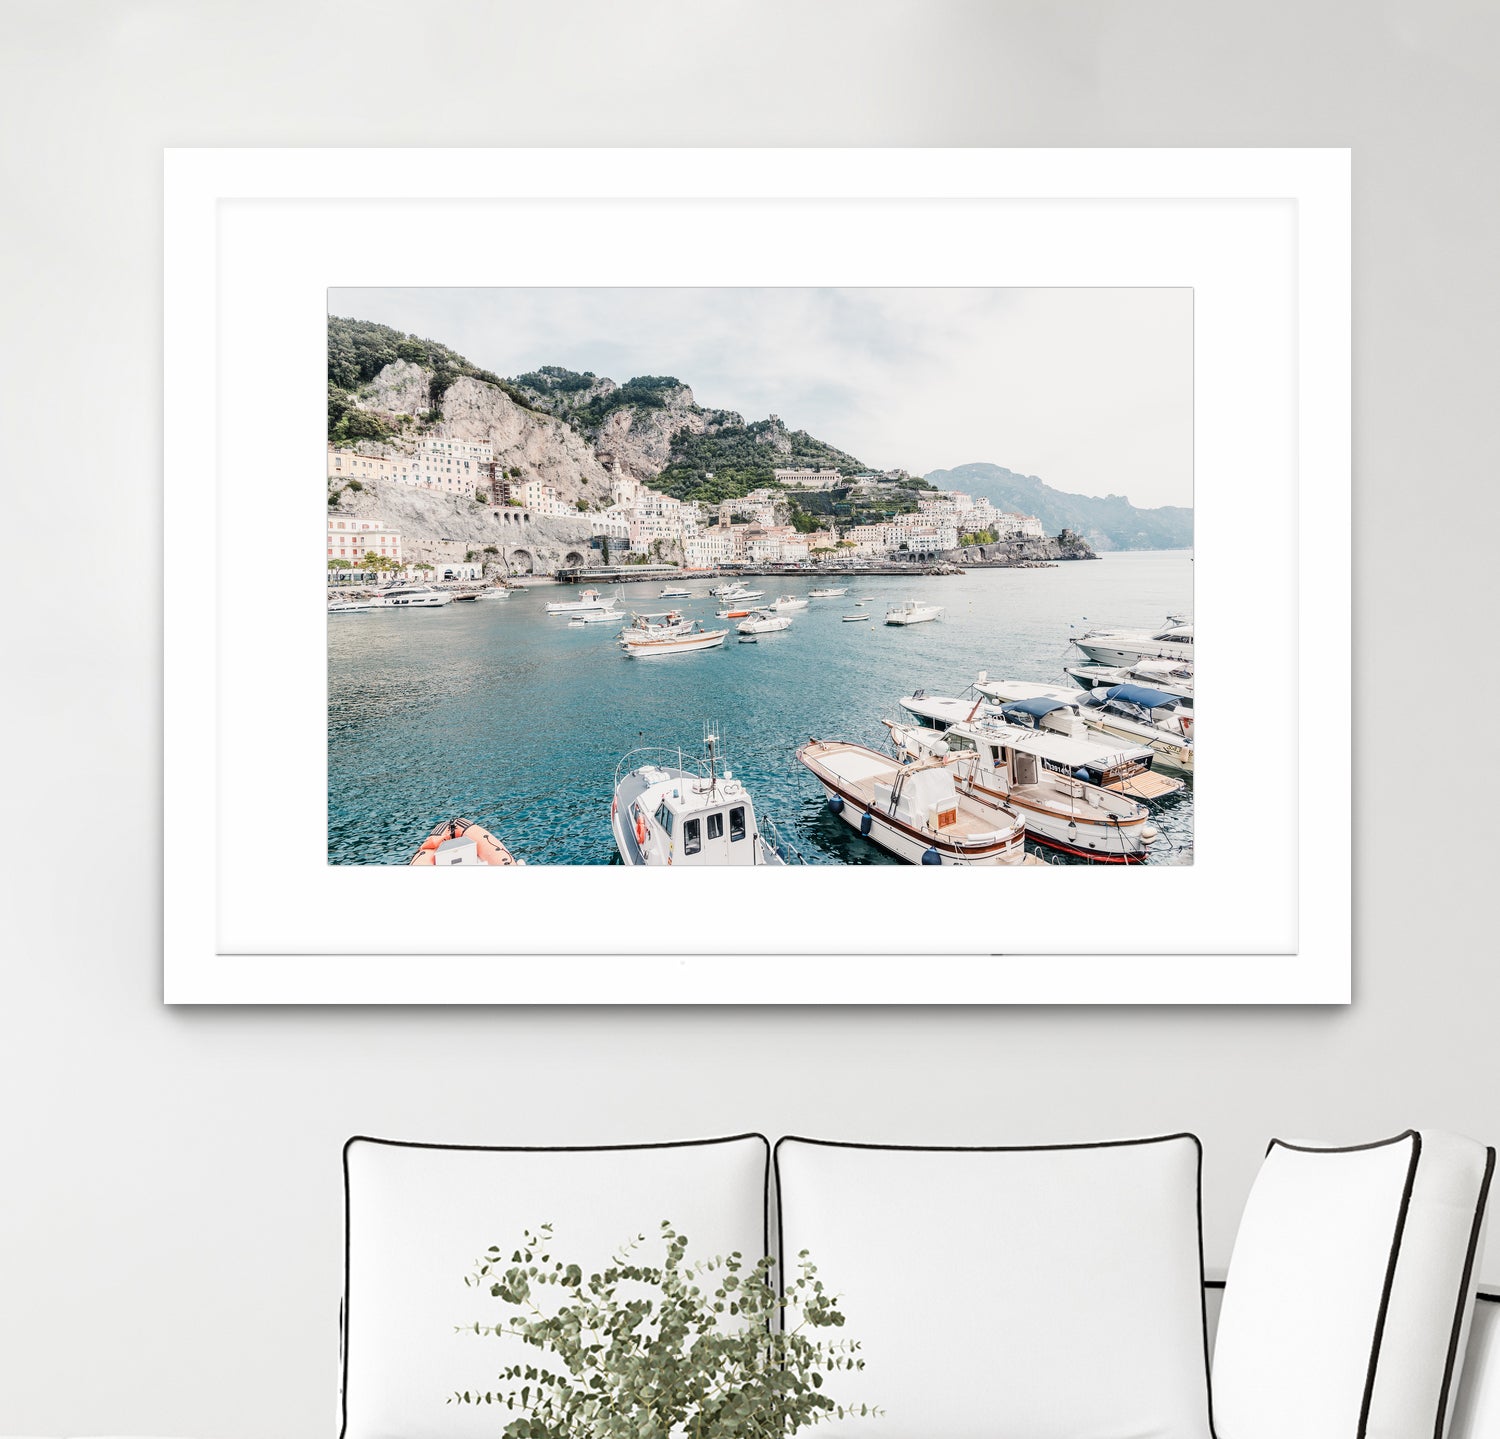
[453,1221,874,1438]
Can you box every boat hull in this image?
[1074,639,1193,667]
[621,628,728,657]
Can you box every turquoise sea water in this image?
[327,551,1193,865]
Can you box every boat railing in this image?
[612,746,711,792]
[759,814,806,865]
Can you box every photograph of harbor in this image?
[327,288,1193,868]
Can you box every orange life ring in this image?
[635,812,647,846]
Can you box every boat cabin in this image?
[648,780,758,867]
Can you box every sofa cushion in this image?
[1213,1130,1494,1439]
[774,1133,1214,1439]
[1451,1295,1500,1439]
[341,1133,769,1439]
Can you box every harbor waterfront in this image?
[327,550,1193,866]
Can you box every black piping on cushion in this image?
[773,1133,1216,1439]
[339,1132,771,1439]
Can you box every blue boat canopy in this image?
[1001,697,1074,721]
[1102,683,1180,710]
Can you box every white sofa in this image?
[15,1127,1499,1439]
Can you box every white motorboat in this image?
[886,721,1160,864]
[619,609,693,641]
[380,586,453,608]
[712,581,765,601]
[480,585,513,599]
[1072,614,1194,667]
[619,623,729,658]
[658,586,691,598]
[407,817,523,866]
[842,614,870,623]
[977,677,1195,779]
[808,586,849,598]
[1066,658,1195,710]
[769,595,809,612]
[738,613,793,635]
[568,607,621,624]
[797,739,1031,866]
[545,587,620,614]
[886,600,943,626]
[900,688,1182,799]
[612,733,798,865]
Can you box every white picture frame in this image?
[164,147,1349,1005]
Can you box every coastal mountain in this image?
[925,463,1193,552]
[327,318,1189,548]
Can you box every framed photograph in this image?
[164,148,1349,1004]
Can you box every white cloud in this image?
[329,286,1192,509]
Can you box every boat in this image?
[545,587,620,614]
[841,614,870,623]
[1072,614,1194,667]
[796,739,1031,866]
[611,733,798,865]
[380,585,453,608]
[480,585,513,599]
[407,818,522,866]
[620,610,693,641]
[979,678,1194,777]
[737,612,793,635]
[885,721,1160,864]
[712,581,765,601]
[619,623,729,658]
[569,607,621,624]
[738,634,758,644]
[716,608,753,620]
[327,596,375,613]
[770,595,809,612]
[1066,658,1195,710]
[658,586,692,598]
[808,586,849,598]
[907,686,1182,800]
[886,600,943,626]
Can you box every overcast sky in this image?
[329,287,1192,510]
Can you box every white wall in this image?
[2,2,1498,1434]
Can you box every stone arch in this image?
[564,550,586,568]
[978,547,988,561]
[509,548,535,575]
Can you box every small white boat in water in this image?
[612,733,798,865]
[569,607,621,624]
[619,623,729,657]
[797,738,1031,866]
[408,817,522,866]
[658,586,691,598]
[769,594,809,612]
[886,599,943,626]
[842,614,870,623]
[480,585,513,599]
[1072,614,1193,667]
[738,612,793,635]
[808,586,849,598]
[381,585,453,608]
[546,587,620,614]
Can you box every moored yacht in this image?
[808,585,849,598]
[886,720,1161,863]
[381,585,453,608]
[619,622,728,657]
[977,678,1194,778]
[619,609,693,641]
[658,585,691,598]
[612,733,798,865]
[407,817,523,866]
[737,611,793,635]
[545,587,620,614]
[1066,657,1195,709]
[769,595,809,612]
[797,739,1031,866]
[886,599,943,626]
[1072,615,1193,667]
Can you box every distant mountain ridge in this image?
[925,462,1193,551]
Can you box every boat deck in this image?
[1107,771,1183,801]
[804,744,1003,840]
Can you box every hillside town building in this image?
[327,516,402,563]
